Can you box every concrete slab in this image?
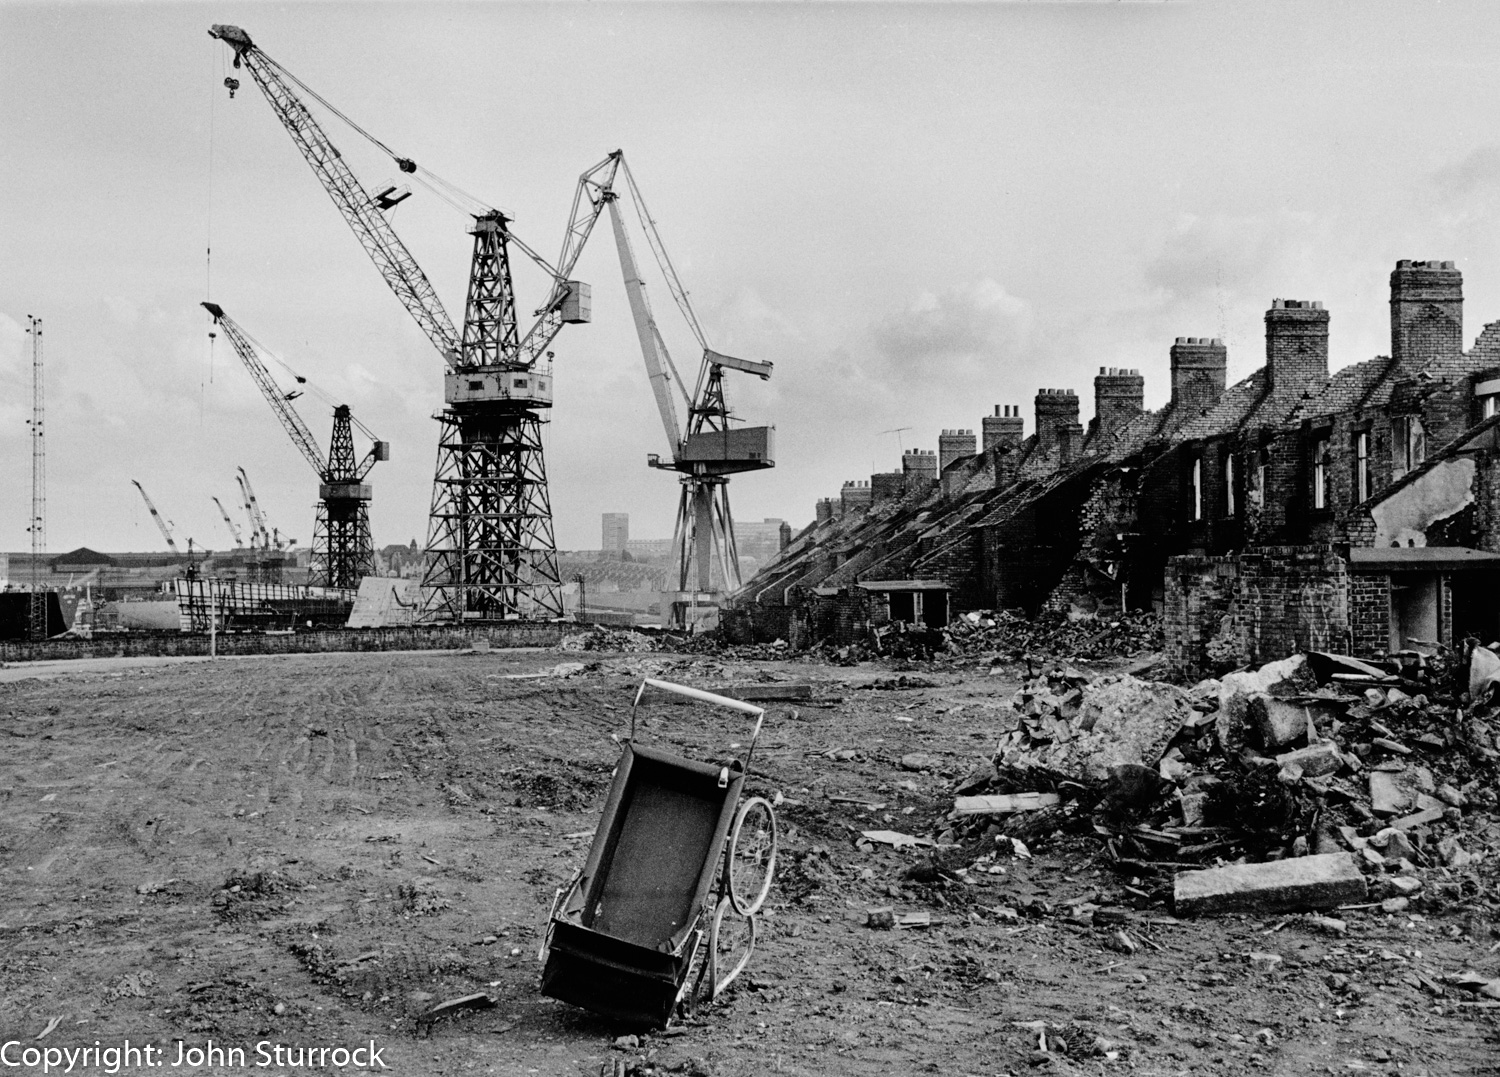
[1369,771,1410,815]
[1174,852,1367,917]
[1275,742,1343,778]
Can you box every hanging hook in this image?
[223,76,240,99]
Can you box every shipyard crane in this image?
[604,154,775,629]
[131,480,182,555]
[203,302,387,589]
[234,471,267,551]
[210,24,622,621]
[212,497,246,549]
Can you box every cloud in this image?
[1142,212,1319,302]
[1434,144,1500,201]
[870,278,1033,376]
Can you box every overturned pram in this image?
[539,677,780,1027]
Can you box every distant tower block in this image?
[1390,260,1463,370]
[1169,337,1227,414]
[601,512,629,557]
[1093,367,1145,441]
[1033,388,1080,456]
[982,405,1025,451]
[938,429,977,471]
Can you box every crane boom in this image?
[208,24,461,367]
[237,468,270,548]
[212,497,246,548]
[131,480,180,553]
[608,195,684,454]
[203,302,325,477]
[512,152,625,368]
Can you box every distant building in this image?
[625,537,672,562]
[602,513,630,558]
[735,518,790,562]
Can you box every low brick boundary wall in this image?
[0,622,582,664]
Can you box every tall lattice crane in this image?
[604,154,775,629]
[204,302,386,589]
[210,25,621,621]
[131,480,181,554]
[212,497,246,549]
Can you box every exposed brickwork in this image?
[982,405,1025,451]
[1092,368,1145,444]
[939,429,977,472]
[1391,260,1463,372]
[840,480,872,515]
[1034,389,1080,459]
[1265,300,1330,399]
[1165,546,1351,680]
[1170,338,1227,415]
[1349,573,1390,656]
[871,471,906,503]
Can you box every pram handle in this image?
[631,678,767,775]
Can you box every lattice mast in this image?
[27,317,46,640]
[210,25,621,620]
[203,302,385,589]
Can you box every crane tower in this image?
[210,25,620,620]
[604,155,775,629]
[204,303,386,589]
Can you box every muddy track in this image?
[0,649,1496,1075]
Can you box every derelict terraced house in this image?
[729,261,1500,670]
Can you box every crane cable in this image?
[232,321,381,443]
[621,162,708,351]
[259,51,561,280]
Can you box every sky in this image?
[6,1,1500,556]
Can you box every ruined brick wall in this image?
[1477,449,1500,552]
[1165,545,1352,680]
[1350,574,1391,656]
[1163,555,1239,678]
[911,530,987,611]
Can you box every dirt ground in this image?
[2,646,1498,1076]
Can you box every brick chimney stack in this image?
[839,480,871,515]
[901,448,938,493]
[1390,260,1463,371]
[1170,337,1227,414]
[938,429,977,471]
[982,405,1025,451]
[815,498,836,525]
[1034,388,1080,457]
[1265,300,1329,398]
[1093,366,1145,441]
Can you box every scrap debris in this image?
[931,645,1499,919]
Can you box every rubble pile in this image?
[559,626,660,654]
[941,649,1500,920]
[941,609,1164,665]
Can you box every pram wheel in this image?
[726,796,778,916]
[708,896,756,997]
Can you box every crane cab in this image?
[445,370,555,407]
